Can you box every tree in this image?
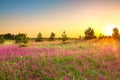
[84,27,96,39]
[61,31,67,43]
[99,33,104,39]
[79,35,82,39]
[36,32,43,42]
[0,35,5,44]
[112,27,120,39]
[15,33,29,44]
[4,33,15,40]
[49,32,55,41]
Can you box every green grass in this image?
[0,38,120,79]
[4,40,15,45]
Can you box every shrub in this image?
[15,33,29,44]
[19,43,28,47]
[0,35,5,44]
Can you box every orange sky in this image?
[0,0,120,38]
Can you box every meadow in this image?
[0,38,120,80]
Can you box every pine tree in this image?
[84,27,96,39]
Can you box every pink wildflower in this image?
[64,77,68,80]
[100,76,105,80]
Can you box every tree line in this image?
[0,27,120,45]
[0,31,68,46]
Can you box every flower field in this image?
[0,39,120,80]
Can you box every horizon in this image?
[0,0,120,38]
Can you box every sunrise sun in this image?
[104,24,116,36]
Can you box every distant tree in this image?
[79,35,82,39]
[99,33,104,39]
[15,33,29,44]
[0,35,5,44]
[36,32,43,42]
[84,27,96,39]
[112,27,120,39]
[4,33,15,40]
[61,31,67,43]
[49,32,55,41]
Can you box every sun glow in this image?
[104,24,116,36]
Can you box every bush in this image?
[15,33,29,44]
[19,43,28,47]
[0,35,5,44]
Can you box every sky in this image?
[0,0,120,38]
